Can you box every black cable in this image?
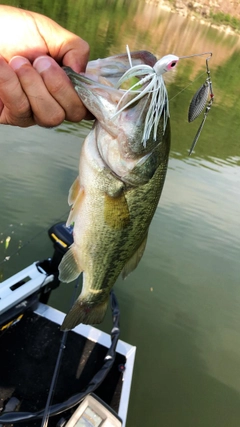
[40,277,81,427]
[0,290,120,424]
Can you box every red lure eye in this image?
[167,60,178,71]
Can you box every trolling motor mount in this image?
[0,222,72,325]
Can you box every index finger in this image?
[0,55,33,126]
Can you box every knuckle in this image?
[36,108,65,127]
[76,38,90,58]
[48,76,64,96]
[7,112,34,127]
[52,109,65,125]
[15,98,31,117]
[66,107,87,123]
[82,40,90,56]
[14,117,34,127]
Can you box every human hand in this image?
[0,6,90,127]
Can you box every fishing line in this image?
[169,52,212,102]
[0,223,14,237]
[169,70,206,102]
[0,210,70,267]
[179,51,212,60]
[40,276,82,427]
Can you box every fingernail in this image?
[9,56,30,70]
[33,56,52,73]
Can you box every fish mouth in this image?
[63,50,158,117]
[64,53,155,109]
[64,49,178,148]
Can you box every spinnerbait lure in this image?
[187,53,214,155]
[113,47,214,154]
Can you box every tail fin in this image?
[61,298,108,330]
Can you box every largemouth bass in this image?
[59,50,178,330]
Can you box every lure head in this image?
[153,54,179,75]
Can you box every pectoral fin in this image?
[58,243,83,283]
[68,177,81,205]
[104,192,130,229]
[66,186,85,227]
[122,234,148,279]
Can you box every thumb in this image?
[61,36,89,73]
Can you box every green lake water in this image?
[0,1,240,426]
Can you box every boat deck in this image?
[0,310,126,427]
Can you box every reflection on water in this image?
[0,1,240,426]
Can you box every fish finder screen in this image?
[74,406,103,427]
